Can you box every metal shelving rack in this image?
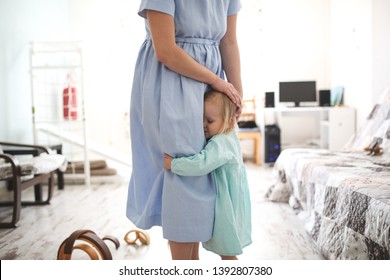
[30,41,90,186]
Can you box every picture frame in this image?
[331,86,344,106]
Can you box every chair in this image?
[237,97,261,165]
[0,141,67,228]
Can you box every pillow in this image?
[382,122,390,156]
[344,87,390,152]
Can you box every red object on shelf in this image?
[63,85,77,120]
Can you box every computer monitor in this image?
[279,81,316,107]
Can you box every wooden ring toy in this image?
[124,229,150,245]
[57,229,116,260]
[72,243,100,260]
[103,235,120,249]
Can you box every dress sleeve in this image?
[228,0,242,16]
[171,136,233,176]
[138,0,175,19]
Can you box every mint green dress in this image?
[171,132,252,256]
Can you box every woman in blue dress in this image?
[127,0,243,260]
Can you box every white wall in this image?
[1,0,389,156]
[67,0,144,159]
[0,0,69,141]
[240,0,331,101]
[330,0,390,129]
[372,0,390,103]
[330,0,372,130]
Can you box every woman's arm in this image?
[220,14,244,117]
[220,14,243,99]
[146,10,241,106]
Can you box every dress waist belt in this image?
[175,37,219,46]
[146,35,218,46]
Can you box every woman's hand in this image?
[210,76,242,107]
[210,76,243,120]
[163,153,173,171]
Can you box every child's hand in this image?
[163,153,173,170]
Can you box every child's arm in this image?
[164,137,232,176]
[163,153,173,171]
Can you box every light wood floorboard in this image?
[0,162,324,260]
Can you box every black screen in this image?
[279,81,316,107]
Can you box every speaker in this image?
[265,92,275,108]
[264,124,281,163]
[319,90,331,107]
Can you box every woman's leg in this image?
[169,241,200,260]
[191,242,200,260]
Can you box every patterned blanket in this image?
[266,149,390,259]
[265,88,390,259]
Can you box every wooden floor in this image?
[0,162,324,260]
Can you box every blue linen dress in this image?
[127,0,242,242]
[171,132,252,256]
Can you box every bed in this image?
[265,88,390,260]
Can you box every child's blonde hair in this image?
[204,89,236,135]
